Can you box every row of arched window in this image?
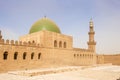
[28,40,35,44]
[74,54,94,58]
[54,40,66,48]
[3,51,41,60]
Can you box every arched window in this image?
[23,52,27,60]
[86,54,88,57]
[28,41,31,44]
[31,52,34,59]
[88,54,89,57]
[74,54,76,57]
[32,40,35,43]
[77,54,79,56]
[54,40,57,47]
[90,54,92,58]
[91,55,93,58]
[64,42,66,48]
[80,54,81,57]
[3,51,8,60]
[14,52,18,60]
[59,41,62,48]
[83,54,84,57]
[38,53,41,59]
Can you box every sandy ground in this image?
[0,65,120,80]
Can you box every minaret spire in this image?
[87,19,96,52]
[44,15,46,18]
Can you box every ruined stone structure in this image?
[0,17,97,72]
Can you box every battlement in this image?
[73,48,93,52]
[0,38,40,47]
[0,30,40,47]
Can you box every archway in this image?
[14,52,18,60]
[3,51,8,60]
[23,52,27,60]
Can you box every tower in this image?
[87,19,96,52]
[0,30,2,40]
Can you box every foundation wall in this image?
[0,44,95,73]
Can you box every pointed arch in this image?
[74,54,76,57]
[23,52,27,60]
[14,52,18,60]
[3,51,8,60]
[38,53,41,59]
[32,40,35,43]
[64,42,66,48]
[31,52,34,59]
[54,40,57,47]
[59,41,62,48]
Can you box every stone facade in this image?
[19,30,73,49]
[0,18,97,73]
[0,30,96,73]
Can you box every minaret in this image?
[0,30,2,40]
[87,19,96,52]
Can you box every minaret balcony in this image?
[88,32,95,34]
[87,41,96,45]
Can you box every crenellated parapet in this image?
[0,30,40,47]
[11,40,14,45]
[4,40,40,47]
[73,48,94,52]
[0,39,4,44]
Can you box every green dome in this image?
[29,17,61,34]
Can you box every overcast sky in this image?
[0,0,120,54]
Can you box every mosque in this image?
[0,17,119,73]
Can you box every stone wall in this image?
[97,54,120,65]
[0,30,95,73]
[103,54,120,65]
[19,30,73,49]
[72,48,96,66]
[0,42,95,73]
[0,40,41,72]
[96,55,104,64]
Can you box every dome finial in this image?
[44,15,47,18]
[90,18,93,22]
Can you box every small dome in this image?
[29,17,61,34]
